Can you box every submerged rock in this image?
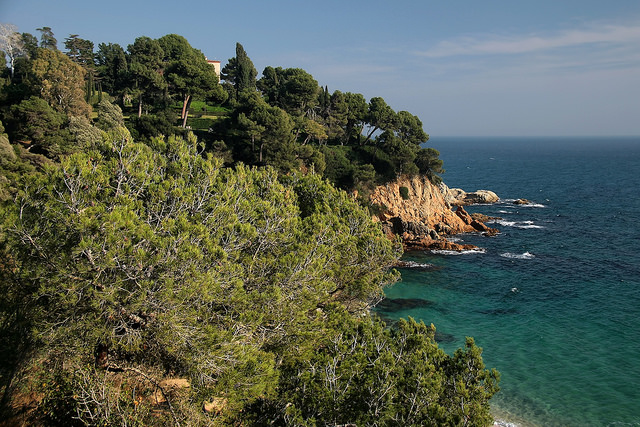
[470,213,501,223]
[513,198,531,205]
[434,331,456,344]
[479,307,519,316]
[404,236,478,252]
[376,297,435,312]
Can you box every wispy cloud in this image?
[417,21,640,58]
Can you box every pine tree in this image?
[36,26,57,50]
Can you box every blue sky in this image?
[2,0,640,137]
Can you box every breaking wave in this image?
[494,220,543,229]
[502,199,546,208]
[396,261,437,269]
[431,248,486,256]
[500,252,535,259]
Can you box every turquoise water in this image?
[376,137,640,426]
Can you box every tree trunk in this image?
[362,126,378,146]
[181,95,192,128]
[138,98,143,118]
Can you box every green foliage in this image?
[0,124,17,201]
[36,26,57,50]
[396,110,429,145]
[249,308,499,426]
[368,201,389,217]
[250,64,442,186]
[64,34,94,69]
[0,31,497,426]
[443,337,502,426]
[126,110,176,140]
[0,134,14,164]
[95,98,125,130]
[363,96,397,145]
[87,33,445,189]
[400,185,410,200]
[37,367,83,426]
[29,47,92,118]
[6,96,74,159]
[319,145,357,189]
[20,32,39,58]
[158,34,227,128]
[0,119,46,202]
[186,116,217,130]
[295,144,326,175]
[68,115,102,148]
[221,43,258,103]
[176,99,229,116]
[95,42,128,96]
[416,147,445,184]
[230,90,298,172]
[126,36,166,117]
[0,131,401,424]
[258,67,319,117]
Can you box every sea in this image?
[375,136,640,427]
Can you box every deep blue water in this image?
[376,137,640,426]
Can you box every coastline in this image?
[369,175,500,253]
[491,405,540,427]
[381,137,640,426]
[374,180,542,427]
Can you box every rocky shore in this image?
[369,176,499,252]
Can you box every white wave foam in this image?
[431,248,486,256]
[519,221,543,229]
[519,224,543,229]
[493,420,521,427]
[495,220,543,229]
[399,261,436,269]
[501,199,546,208]
[501,252,535,259]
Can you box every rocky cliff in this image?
[369,175,497,251]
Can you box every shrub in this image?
[399,186,410,200]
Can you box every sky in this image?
[2,0,640,137]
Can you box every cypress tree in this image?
[235,42,257,94]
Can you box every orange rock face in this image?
[369,176,497,251]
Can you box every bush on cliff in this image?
[400,185,410,200]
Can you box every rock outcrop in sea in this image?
[439,183,499,206]
[369,175,498,251]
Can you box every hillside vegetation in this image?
[0,26,498,426]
